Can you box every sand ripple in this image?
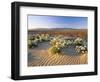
[28,50,88,66]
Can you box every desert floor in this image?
[28,42,88,66]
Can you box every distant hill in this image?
[28,28,87,38]
[28,28,87,32]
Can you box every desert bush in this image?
[38,36,43,42]
[28,34,51,48]
[66,40,73,45]
[39,34,50,41]
[50,36,66,48]
[60,39,67,48]
[49,46,60,54]
[28,38,39,48]
[28,35,35,40]
[31,39,38,47]
[74,37,83,46]
[75,45,87,54]
[45,34,50,41]
[28,40,33,48]
[49,36,68,54]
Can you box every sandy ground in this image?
[28,42,88,66]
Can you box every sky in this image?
[28,15,88,29]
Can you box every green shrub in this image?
[28,40,33,48]
[39,34,50,41]
[75,45,87,54]
[50,36,67,48]
[49,46,60,54]
[74,37,83,46]
[28,35,35,40]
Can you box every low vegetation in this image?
[28,33,87,55]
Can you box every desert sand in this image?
[28,42,88,66]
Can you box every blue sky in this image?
[28,15,88,29]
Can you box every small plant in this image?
[49,46,60,54]
[74,37,83,46]
[28,40,33,48]
[66,40,73,46]
[74,37,87,54]
[31,39,38,47]
[28,34,50,49]
[45,34,50,41]
[28,37,39,48]
[28,35,35,40]
[75,45,87,54]
[49,36,67,54]
[40,34,50,41]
